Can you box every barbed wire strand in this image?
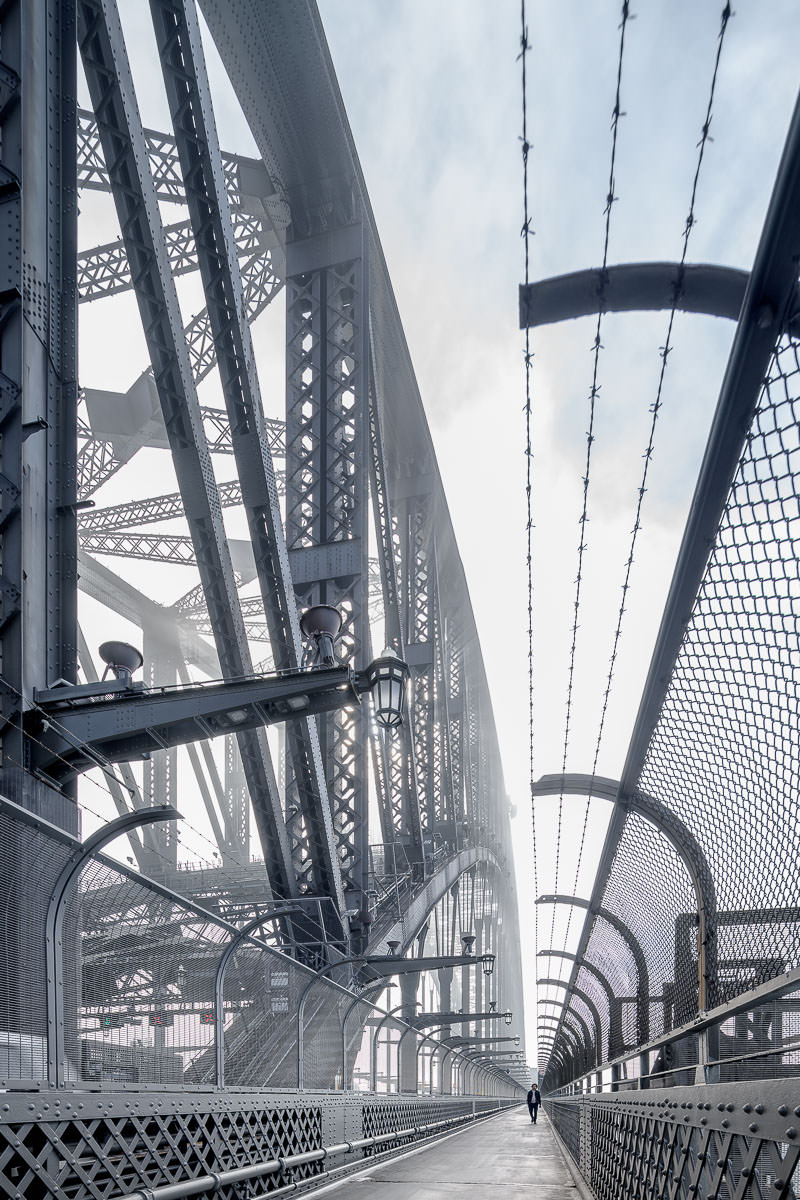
[561,0,733,952]
[550,2,734,1084]
[548,0,632,997]
[519,0,539,1078]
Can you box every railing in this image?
[549,1078,800,1200]
[0,793,519,1099]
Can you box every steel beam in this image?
[149,0,345,924]
[0,0,78,794]
[519,261,756,328]
[77,0,296,901]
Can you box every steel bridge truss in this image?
[0,0,524,1077]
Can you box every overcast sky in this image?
[78,0,800,1065]
[314,0,800,1061]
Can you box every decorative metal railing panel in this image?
[550,1080,800,1200]
[0,1088,513,1200]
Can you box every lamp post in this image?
[29,609,410,784]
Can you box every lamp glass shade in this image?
[367,648,409,729]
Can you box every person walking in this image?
[526,1084,541,1124]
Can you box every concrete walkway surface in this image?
[317,1105,578,1198]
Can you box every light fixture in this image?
[504,1011,513,1026]
[461,933,476,955]
[483,954,495,977]
[99,640,143,688]
[300,604,343,667]
[515,1036,521,1046]
[365,648,409,729]
[387,940,400,956]
[489,1000,497,1012]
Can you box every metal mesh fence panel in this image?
[575,965,611,1065]
[301,977,346,1091]
[595,812,697,1037]
[0,808,72,1083]
[222,940,305,1088]
[638,335,800,1007]
[67,857,226,1085]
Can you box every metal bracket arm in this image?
[27,666,363,781]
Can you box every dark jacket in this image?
[527,1088,541,1106]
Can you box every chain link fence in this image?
[547,333,800,1092]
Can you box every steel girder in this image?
[0,0,78,788]
[76,0,295,903]
[195,0,522,953]
[77,108,248,206]
[149,0,344,924]
[367,378,423,850]
[78,210,265,301]
[284,226,370,935]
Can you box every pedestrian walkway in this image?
[318,1105,578,1198]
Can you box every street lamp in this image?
[364,647,409,729]
[301,610,409,728]
[300,604,342,667]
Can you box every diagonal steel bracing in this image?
[76,0,296,903]
[78,210,266,301]
[148,0,344,921]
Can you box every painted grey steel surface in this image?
[0,1090,514,1200]
[519,261,753,328]
[4,14,527,1192]
[549,1079,800,1200]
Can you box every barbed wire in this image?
[561,0,734,952]
[550,1,734,1081]
[519,0,539,1074]
[549,0,633,980]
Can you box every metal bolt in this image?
[743,1104,752,1113]
[785,1128,797,1140]
[748,1123,758,1133]
[778,1105,788,1117]
[754,1104,764,1115]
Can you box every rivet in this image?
[785,1128,797,1140]
[748,1123,758,1133]
[743,1104,752,1113]
[754,1104,764,1115]
[779,1105,788,1117]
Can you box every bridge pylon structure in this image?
[0,1,526,1196]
